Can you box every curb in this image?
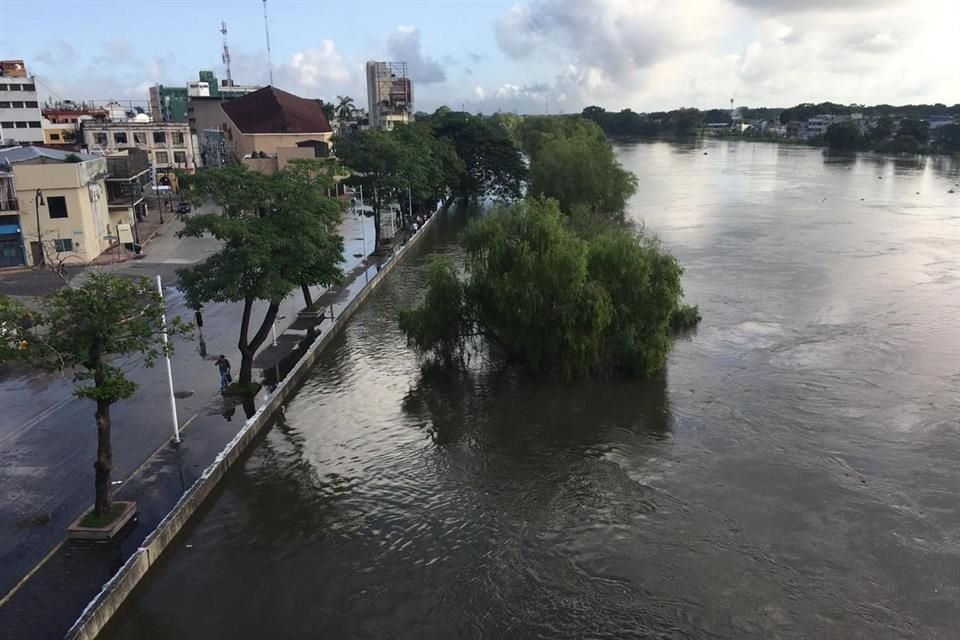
[64,205,447,640]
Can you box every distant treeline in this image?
[579,103,960,139]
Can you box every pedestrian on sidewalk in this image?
[216,355,232,391]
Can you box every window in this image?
[15,121,27,128]
[114,132,128,144]
[28,121,41,128]
[1,121,13,128]
[0,102,9,108]
[0,84,6,91]
[25,101,38,108]
[172,131,184,145]
[48,196,68,219]
[134,132,147,145]
[54,238,74,252]
[50,133,61,141]
[152,131,166,144]
[94,132,107,145]
[173,151,187,164]
[10,101,24,108]
[7,84,19,91]
[155,151,169,164]
[22,84,35,92]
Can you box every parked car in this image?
[176,201,192,214]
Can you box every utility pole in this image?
[263,0,274,85]
[221,21,233,85]
[156,275,181,444]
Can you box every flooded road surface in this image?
[102,141,960,640]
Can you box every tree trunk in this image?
[93,398,113,516]
[301,283,313,308]
[237,296,281,386]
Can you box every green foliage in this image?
[178,162,343,308]
[398,258,467,363]
[896,118,930,146]
[528,132,637,224]
[400,198,698,379]
[779,102,854,125]
[824,122,868,151]
[871,116,896,141]
[64,153,83,163]
[0,273,183,403]
[582,106,704,138]
[177,162,343,384]
[320,101,335,122]
[935,123,960,153]
[335,95,355,120]
[670,304,702,331]
[515,115,606,159]
[430,111,526,199]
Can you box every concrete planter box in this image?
[68,501,138,540]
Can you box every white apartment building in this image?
[80,121,198,174]
[366,61,413,130]
[0,60,43,144]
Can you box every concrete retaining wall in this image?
[66,206,447,640]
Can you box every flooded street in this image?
[102,141,960,640]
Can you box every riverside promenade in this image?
[0,205,446,640]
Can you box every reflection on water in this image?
[102,141,960,640]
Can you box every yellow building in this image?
[220,86,334,174]
[0,146,111,268]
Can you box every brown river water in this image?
[101,140,960,640]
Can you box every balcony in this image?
[0,196,18,212]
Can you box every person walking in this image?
[215,355,232,392]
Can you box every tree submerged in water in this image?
[399,198,700,379]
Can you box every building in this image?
[41,103,108,146]
[366,61,413,130]
[220,86,334,174]
[0,146,110,268]
[183,71,260,167]
[102,148,151,242]
[0,60,43,144]
[80,120,198,176]
[149,84,189,123]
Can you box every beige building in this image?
[0,146,110,267]
[220,86,334,174]
[80,120,198,176]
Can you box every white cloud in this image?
[387,26,446,84]
[474,85,486,100]
[285,41,350,88]
[487,0,960,112]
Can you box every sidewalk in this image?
[0,207,444,640]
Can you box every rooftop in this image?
[221,86,332,134]
[0,145,98,167]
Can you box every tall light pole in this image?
[156,275,180,444]
[34,189,45,266]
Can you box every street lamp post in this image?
[34,189,45,266]
[130,180,141,248]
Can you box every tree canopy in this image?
[399,198,698,380]
[178,161,343,386]
[0,273,188,515]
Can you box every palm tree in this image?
[336,95,355,120]
[320,101,335,122]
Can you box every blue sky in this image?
[1,0,957,114]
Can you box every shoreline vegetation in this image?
[573,101,960,156]
[398,111,701,380]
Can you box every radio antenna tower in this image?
[221,21,232,84]
[262,0,274,85]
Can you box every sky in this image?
[1,0,957,114]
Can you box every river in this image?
[101,140,960,640]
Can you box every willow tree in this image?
[400,198,699,379]
[0,274,187,516]
[178,161,343,388]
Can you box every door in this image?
[30,241,44,267]
[0,234,25,268]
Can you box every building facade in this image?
[366,61,413,130]
[149,85,189,123]
[220,86,334,174]
[80,121,198,174]
[0,146,111,268]
[0,60,43,144]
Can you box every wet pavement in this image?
[97,142,960,640]
[0,207,377,602]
